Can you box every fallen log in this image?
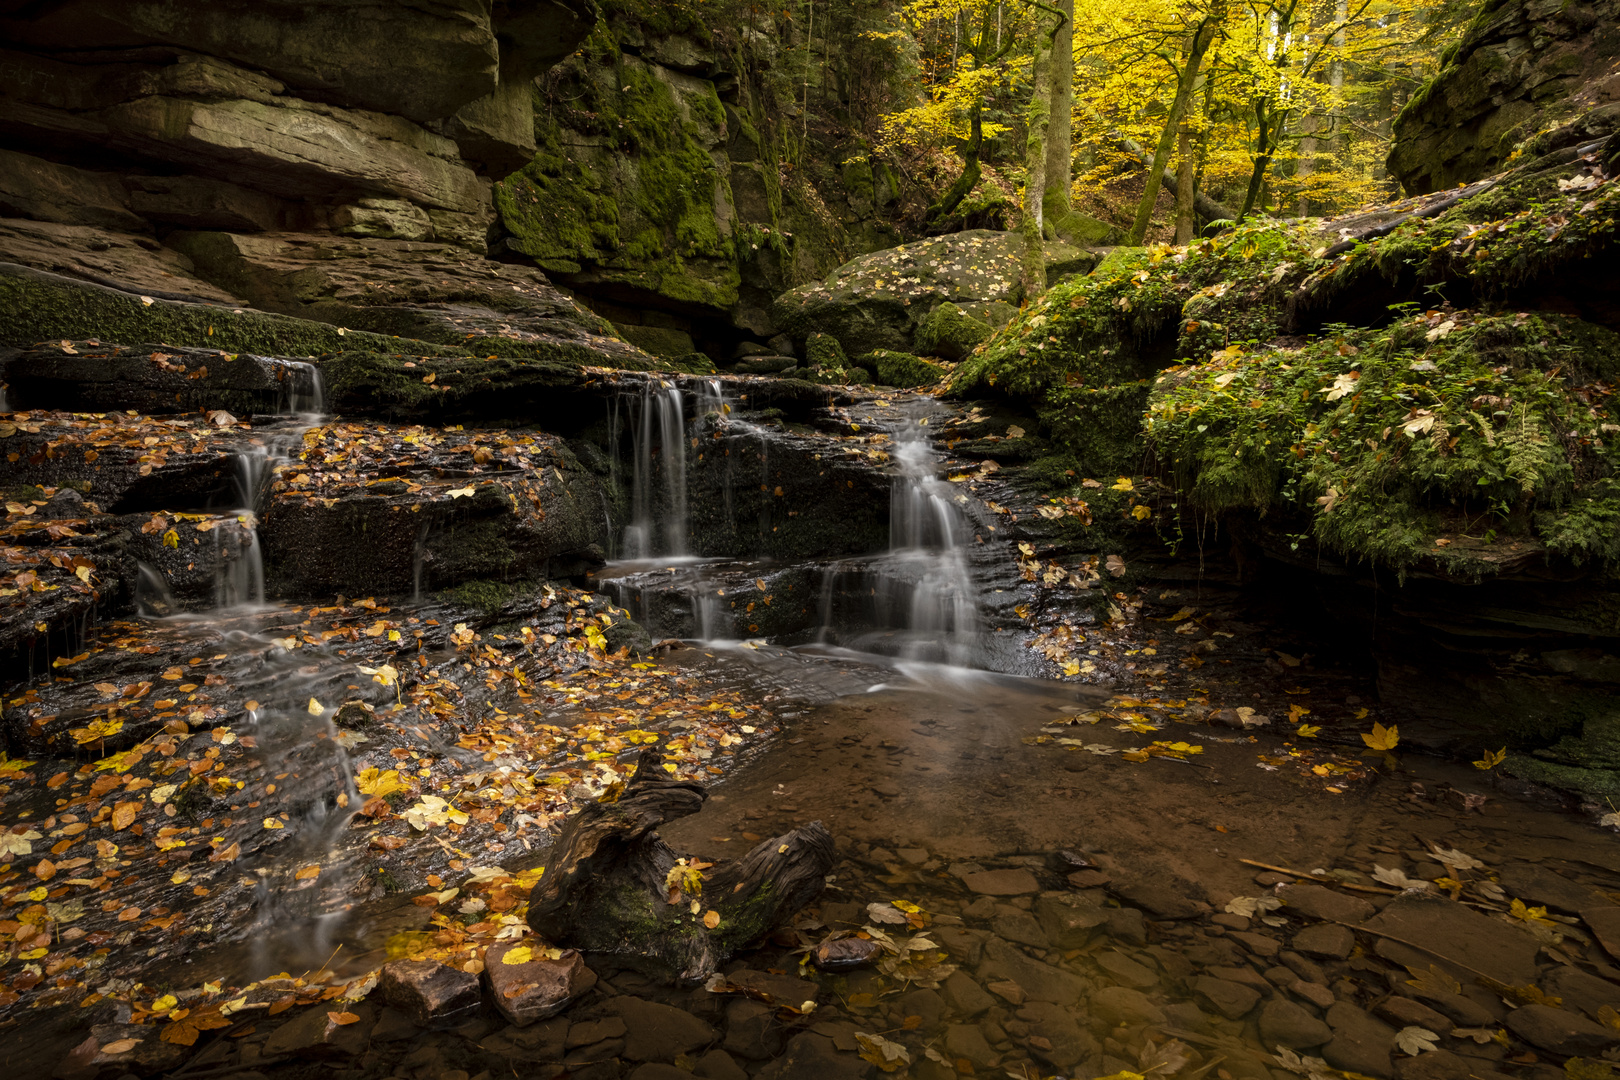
[526,749,835,984]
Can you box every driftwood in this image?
[526,750,835,984]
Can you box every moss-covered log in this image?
[526,750,834,984]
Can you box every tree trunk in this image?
[1174,120,1196,244]
[1128,16,1218,246]
[1022,5,1064,299]
[927,102,984,223]
[526,751,835,985]
[1042,0,1075,223]
[1238,100,1283,221]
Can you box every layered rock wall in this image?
[1388,0,1620,193]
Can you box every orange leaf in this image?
[116,907,141,922]
[703,909,720,929]
[295,864,321,881]
[328,1011,360,1026]
[111,802,139,831]
[208,841,240,863]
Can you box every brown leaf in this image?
[111,802,139,831]
[328,1011,360,1026]
[208,841,240,863]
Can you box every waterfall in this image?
[214,363,327,610]
[621,380,690,558]
[814,410,982,667]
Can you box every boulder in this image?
[1360,893,1540,987]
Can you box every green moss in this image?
[806,332,849,370]
[498,35,740,312]
[438,577,524,613]
[1145,311,1620,575]
[858,349,944,388]
[0,266,466,357]
[916,302,992,361]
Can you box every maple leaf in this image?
[1473,747,1506,770]
[356,768,408,798]
[1361,721,1399,751]
[855,1032,911,1072]
[1324,373,1358,401]
[1405,965,1461,996]
[1394,1027,1439,1055]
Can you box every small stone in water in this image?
[378,959,480,1028]
[813,937,883,971]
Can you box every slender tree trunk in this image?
[1297,122,1316,217]
[1128,16,1218,246]
[1042,0,1075,225]
[927,102,983,222]
[1238,101,1287,221]
[1174,119,1197,243]
[1022,5,1065,299]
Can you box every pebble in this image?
[1090,985,1167,1025]
[1260,997,1334,1048]
[1191,975,1261,1020]
[1293,922,1355,959]
[1095,949,1159,988]
[1322,1001,1396,1080]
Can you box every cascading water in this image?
[816,410,982,666]
[214,361,327,610]
[620,379,690,558]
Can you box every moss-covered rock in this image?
[915,301,992,361]
[857,350,945,389]
[497,46,741,313]
[1146,311,1620,575]
[1387,0,1620,193]
[805,332,850,371]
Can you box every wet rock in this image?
[1276,883,1376,924]
[630,1066,696,1080]
[1112,878,1212,920]
[1497,863,1609,915]
[1232,931,1282,958]
[1582,906,1620,964]
[1362,894,1540,986]
[946,1022,1001,1067]
[480,1018,570,1062]
[1504,1003,1620,1057]
[994,910,1053,949]
[753,1031,868,1080]
[943,971,997,1018]
[723,999,782,1060]
[262,1003,372,1058]
[1375,997,1452,1034]
[1090,986,1167,1026]
[1544,964,1620,1020]
[1106,907,1149,946]
[1293,923,1355,960]
[1281,951,1329,986]
[482,942,596,1027]
[1162,1001,1214,1032]
[1035,892,1109,948]
[1207,965,1274,998]
[1395,1050,1518,1080]
[963,868,1041,896]
[978,937,1092,1005]
[1260,998,1334,1049]
[936,924,990,966]
[1292,981,1336,1010]
[57,1023,191,1079]
[728,969,820,1008]
[1094,949,1158,988]
[1322,1002,1396,1080]
[1020,999,1095,1069]
[1212,913,1252,931]
[1192,976,1261,1020]
[370,1007,422,1042]
[378,959,481,1028]
[602,997,718,1062]
[898,988,948,1029]
[695,1049,751,1080]
[814,937,884,971]
[567,1018,629,1047]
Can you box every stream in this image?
[2,376,1618,1080]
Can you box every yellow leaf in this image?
[152,994,178,1013]
[1111,477,1134,492]
[356,768,407,797]
[1131,504,1152,521]
[162,529,179,548]
[1297,725,1321,738]
[502,945,533,965]
[263,817,285,830]
[1361,721,1399,752]
[447,485,475,499]
[1473,747,1506,770]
